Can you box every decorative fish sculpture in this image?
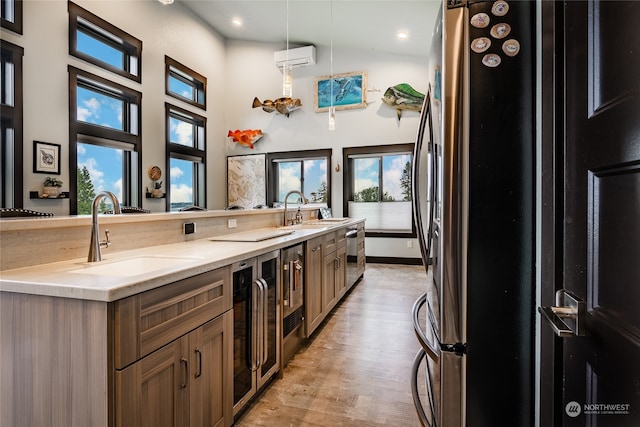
[227,129,264,149]
[252,97,301,117]
[381,83,425,120]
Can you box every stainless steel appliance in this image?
[345,225,359,290]
[281,244,305,365]
[232,250,280,416]
[411,1,535,426]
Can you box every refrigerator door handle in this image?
[538,290,586,337]
[412,87,437,271]
[412,292,440,361]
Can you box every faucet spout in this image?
[283,190,308,226]
[88,191,121,262]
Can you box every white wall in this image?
[1,0,227,215]
[2,0,428,258]
[224,40,428,257]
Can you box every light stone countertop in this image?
[0,220,362,302]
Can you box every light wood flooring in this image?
[235,263,429,427]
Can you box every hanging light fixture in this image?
[328,0,336,130]
[282,0,293,98]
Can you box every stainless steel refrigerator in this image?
[411,1,535,426]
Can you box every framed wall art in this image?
[227,154,266,208]
[314,71,367,112]
[33,141,61,174]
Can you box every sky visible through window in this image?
[277,159,327,203]
[354,154,411,201]
[76,37,193,207]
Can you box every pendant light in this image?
[328,0,336,130]
[282,0,293,97]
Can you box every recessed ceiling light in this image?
[158,0,174,5]
[232,18,243,27]
[397,31,409,40]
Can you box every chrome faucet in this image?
[283,190,308,226]
[88,191,121,262]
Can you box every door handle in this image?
[538,290,585,337]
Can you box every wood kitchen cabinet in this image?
[0,265,233,427]
[114,266,233,427]
[116,311,232,427]
[305,235,325,336]
[356,221,366,280]
[305,228,347,338]
[322,228,347,315]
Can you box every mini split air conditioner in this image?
[274,45,316,69]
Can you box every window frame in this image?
[69,66,142,214]
[165,56,207,110]
[343,143,415,238]
[1,0,22,34]
[165,103,207,211]
[68,1,142,83]
[0,40,23,208]
[266,149,332,207]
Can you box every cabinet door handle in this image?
[180,357,188,389]
[312,245,321,252]
[194,348,202,378]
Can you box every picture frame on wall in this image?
[33,141,61,175]
[227,154,266,209]
[314,71,367,112]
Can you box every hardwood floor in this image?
[235,263,429,427]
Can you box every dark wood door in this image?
[556,1,640,425]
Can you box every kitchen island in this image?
[0,217,365,427]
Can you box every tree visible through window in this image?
[69,67,142,214]
[344,144,414,236]
[267,150,332,207]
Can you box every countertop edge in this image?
[0,219,364,302]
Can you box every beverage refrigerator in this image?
[410,1,536,426]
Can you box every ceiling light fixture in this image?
[231,18,243,27]
[397,31,409,40]
[157,0,174,5]
[282,0,293,98]
[328,0,335,131]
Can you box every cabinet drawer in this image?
[324,231,338,255]
[336,228,347,248]
[112,266,231,369]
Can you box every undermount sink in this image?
[69,255,203,277]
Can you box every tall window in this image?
[1,0,22,34]
[165,56,206,110]
[1,40,23,208]
[344,144,414,236]
[267,150,331,206]
[69,66,142,214]
[68,1,142,82]
[166,104,206,211]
